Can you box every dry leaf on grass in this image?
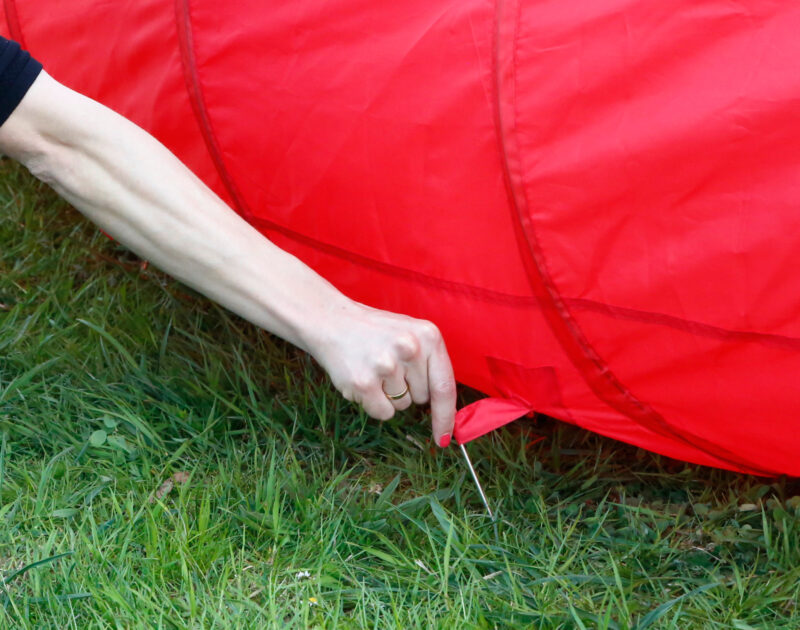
[171,471,190,484]
[150,472,190,503]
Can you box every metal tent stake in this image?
[459,442,495,522]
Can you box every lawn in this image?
[1,158,799,629]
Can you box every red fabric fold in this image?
[454,358,564,444]
[454,396,533,444]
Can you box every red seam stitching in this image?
[256,215,800,355]
[566,298,800,354]
[252,217,544,307]
[174,0,252,221]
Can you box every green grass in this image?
[1,158,799,629]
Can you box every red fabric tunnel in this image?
[5,0,800,475]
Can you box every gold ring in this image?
[383,382,410,400]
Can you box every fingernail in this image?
[438,433,451,448]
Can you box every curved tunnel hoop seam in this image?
[493,0,763,473]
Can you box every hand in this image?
[306,300,456,447]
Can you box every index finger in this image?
[427,338,456,447]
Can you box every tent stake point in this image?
[459,442,495,522]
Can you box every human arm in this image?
[0,70,456,445]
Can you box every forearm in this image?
[0,70,457,440]
[0,72,350,353]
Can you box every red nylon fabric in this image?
[7,1,800,475]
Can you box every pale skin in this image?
[0,71,457,446]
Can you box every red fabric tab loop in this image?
[454,357,564,444]
[454,396,534,444]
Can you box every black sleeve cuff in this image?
[0,38,43,127]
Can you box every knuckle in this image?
[372,352,398,375]
[333,377,356,402]
[412,390,430,405]
[417,321,441,345]
[431,379,456,398]
[394,334,421,359]
[351,375,376,393]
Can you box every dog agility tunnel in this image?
[5,0,800,475]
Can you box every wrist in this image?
[296,290,360,362]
